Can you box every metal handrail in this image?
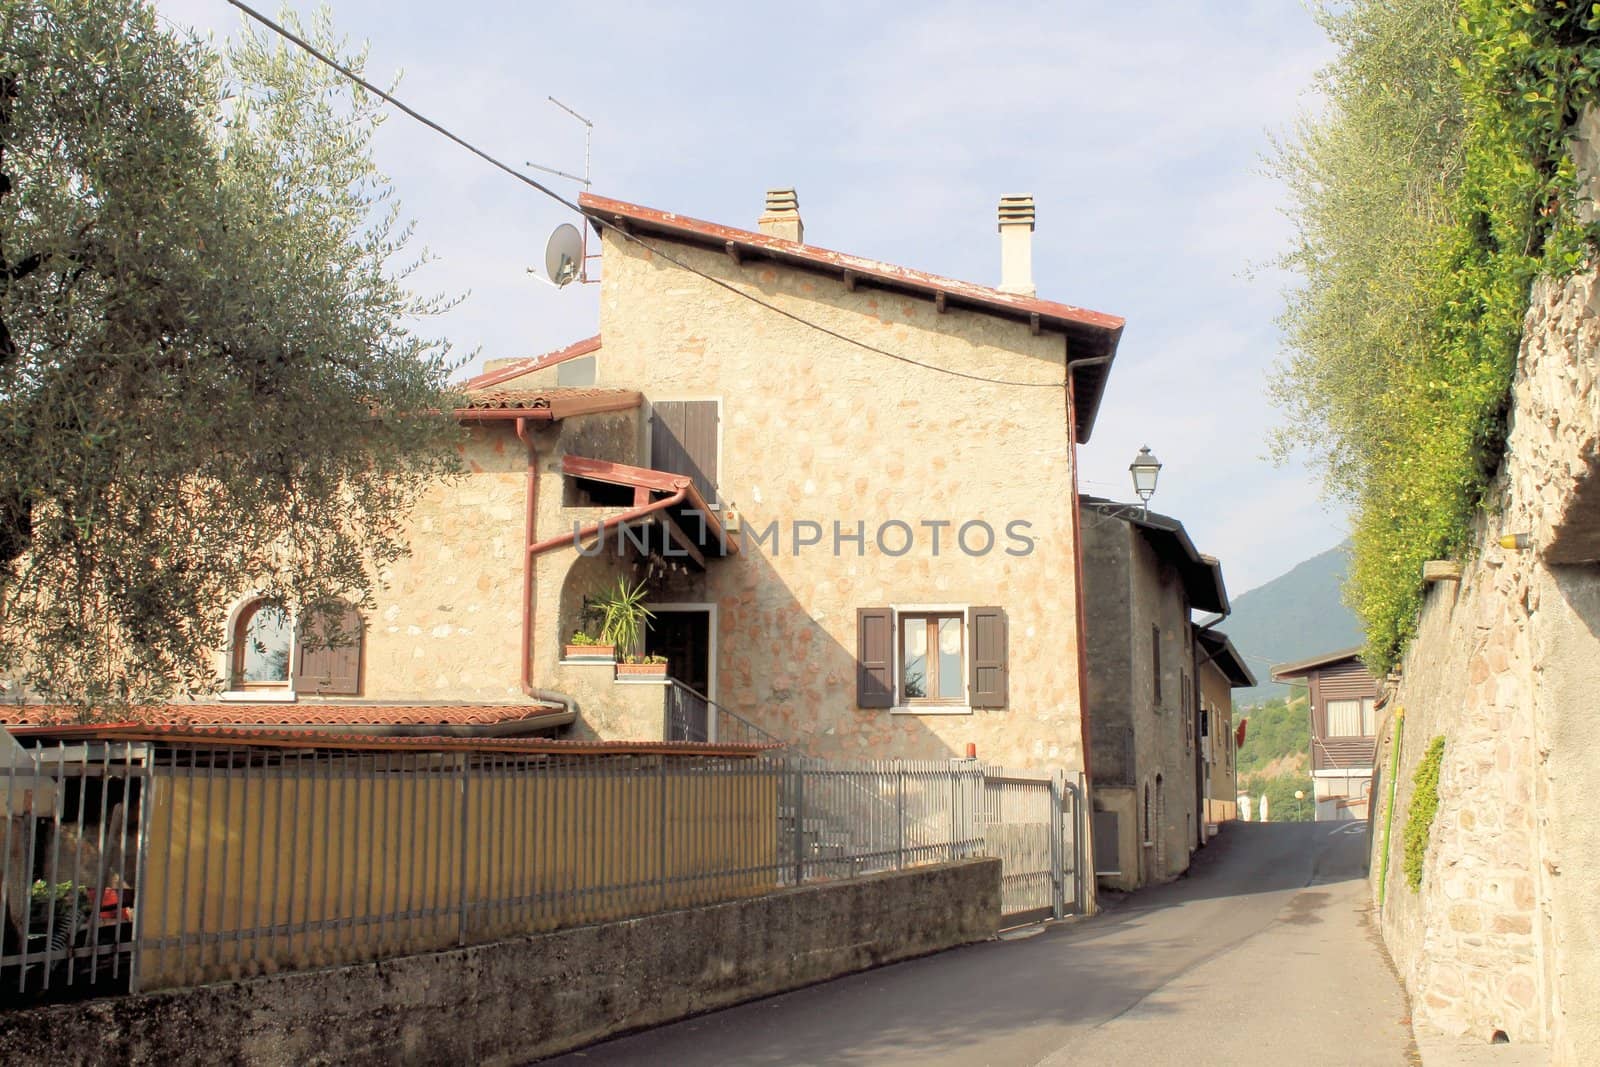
[663,679,787,750]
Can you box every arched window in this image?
[232,599,294,688]
[227,598,364,696]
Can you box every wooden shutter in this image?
[968,606,1008,708]
[294,602,363,696]
[650,400,719,506]
[857,607,894,708]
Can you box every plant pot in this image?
[615,662,668,678]
[564,643,616,661]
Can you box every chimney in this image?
[758,188,803,243]
[998,194,1035,297]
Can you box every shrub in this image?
[1403,735,1446,892]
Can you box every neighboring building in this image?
[6,189,1125,775]
[1195,628,1255,827]
[1270,648,1378,821]
[1079,498,1229,890]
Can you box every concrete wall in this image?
[1081,509,1197,889]
[559,227,1086,772]
[0,858,1001,1066]
[1367,110,1600,1065]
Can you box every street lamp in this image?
[1129,446,1162,518]
[1294,789,1307,822]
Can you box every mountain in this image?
[1222,543,1364,707]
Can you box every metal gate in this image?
[979,769,1083,925]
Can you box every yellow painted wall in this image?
[136,756,778,991]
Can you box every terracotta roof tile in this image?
[0,703,564,728]
[3,721,775,758]
[454,387,642,419]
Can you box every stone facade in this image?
[541,222,1092,770]
[1367,113,1600,1064]
[1080,507,1207,889]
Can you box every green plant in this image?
[1403,734,1447,892]
[0,0,461,714]
[594,578,653,659]
[567,631,603,647]
[1272,1,1600,672]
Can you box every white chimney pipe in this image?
[998,194,1035,297]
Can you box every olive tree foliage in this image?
[0,0,461,712]
[1270,0,1600,671]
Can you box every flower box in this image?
[615,662,668,679]
[563,643,616,661]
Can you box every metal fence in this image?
[1,738,1083,1003]
[978,769,1083,924]
[2,740,146,1003]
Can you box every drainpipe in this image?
[527,485,689,556]
[513,417,582,719]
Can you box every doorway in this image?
[644,604,715,701]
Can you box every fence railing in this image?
[1,737,1081,1003]
[664,680,787,749]
[2,740,147,1004]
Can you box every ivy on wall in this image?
[1273,2,1600,672]
[1404,735,1447,892]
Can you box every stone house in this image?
[1194,628,1253,827]
[2,189,1125,775]
[1270,648,1378,822]
[1077,497,1232,889]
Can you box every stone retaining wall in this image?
[0,858,1000,1066]
[1367,111,1600,1066]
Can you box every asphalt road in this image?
[545,821,1417,1067]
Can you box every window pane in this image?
[1361,698,1376,736]
[1327,699,1362,737]
[936,617,963,700]
[240,603,293,683]
[901,617,927,699]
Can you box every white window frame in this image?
[888,603,972,715]
[218,595,298,703]
[1325,698,1364,738]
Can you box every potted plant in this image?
[593,577,653,661]
[562,629,615,662]
[616,653,669,679]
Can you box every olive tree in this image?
[0,0,461,712]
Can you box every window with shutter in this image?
[294,602,364,696]
[968,606,1008,708]
[856,607,894,708]
[650,399,720,506]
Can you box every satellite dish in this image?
[545,223,584,287]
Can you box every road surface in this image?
[545,821,1417,1066]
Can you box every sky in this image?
[157,0,1343,595]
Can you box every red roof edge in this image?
[576,192,1125,442]
[460,335,603,392]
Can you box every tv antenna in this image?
[526,96,592,188]
[525,97,601,287]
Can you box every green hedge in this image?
[1275,2,1600,672]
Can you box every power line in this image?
[224,1,1066,391]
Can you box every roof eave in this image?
[578,193,1125,444]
